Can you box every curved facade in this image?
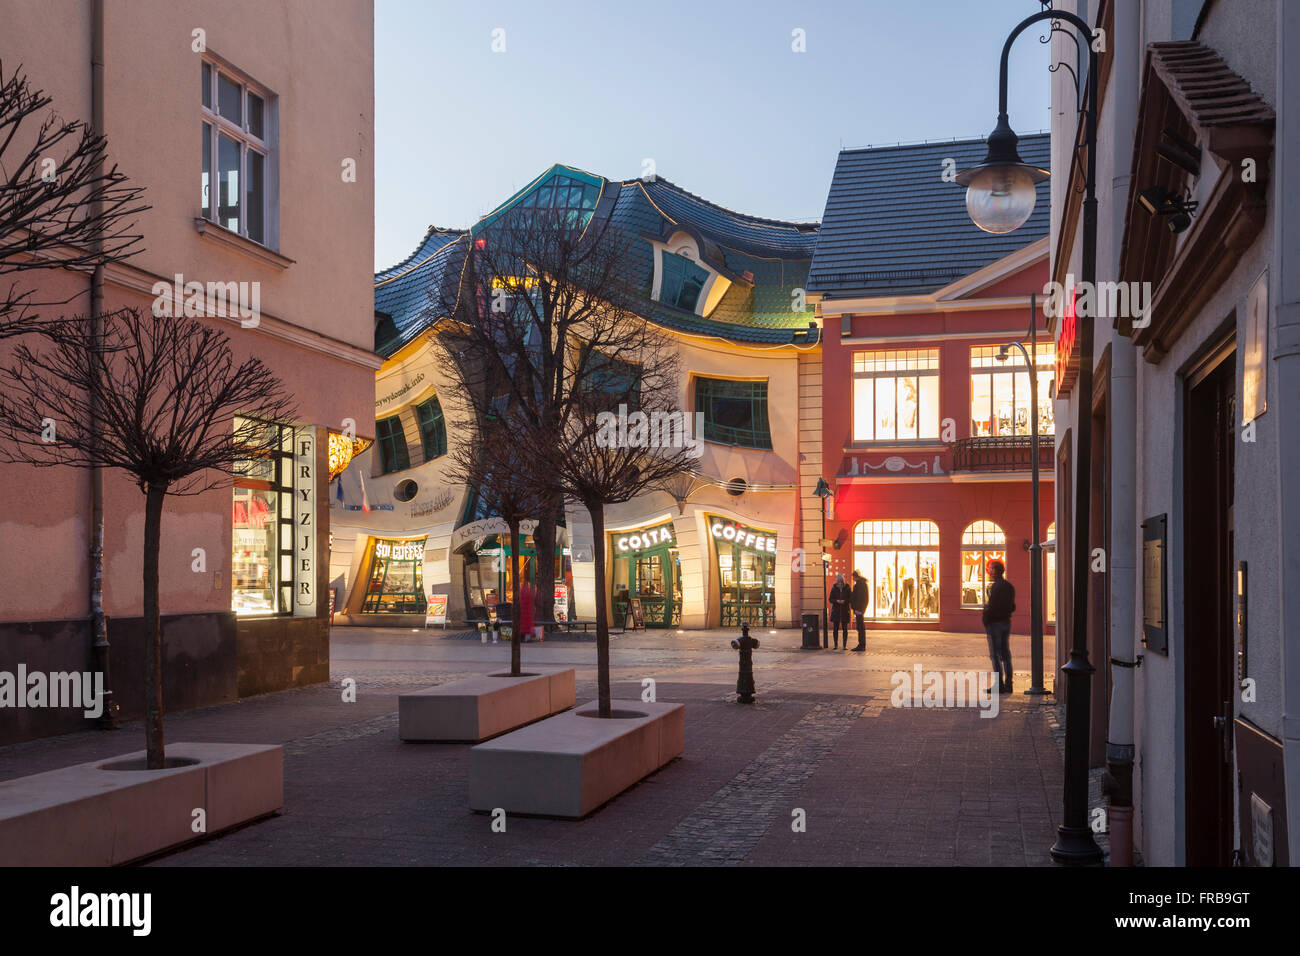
[331,164,821,628]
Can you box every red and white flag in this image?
[359,472,371,513]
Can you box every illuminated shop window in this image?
[852,349,940,442]
[232,418,294,616]
[709,518,777,627]
[361,537,428,614]
[969,344,1055,437]
[961,520,1007,607]
[1044,521,1056,623]
[852,520,939,621]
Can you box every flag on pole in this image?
[359,472,371,513]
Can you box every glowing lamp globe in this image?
[964,165,1038,235]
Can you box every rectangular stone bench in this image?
[468,698,685,818]
[399,668,576,743]
[0,741,282,866]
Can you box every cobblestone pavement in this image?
[0,626,1070,866]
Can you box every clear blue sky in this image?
[374,0,1052,270]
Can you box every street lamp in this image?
[957,7,1103,866]
[813,476,832,650]
[995,313,1047,698]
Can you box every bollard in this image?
[730,622,760,704]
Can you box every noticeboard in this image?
[425,594,447,629]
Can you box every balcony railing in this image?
[952,435,1054,473]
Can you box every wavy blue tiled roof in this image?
[373,165,822,354]
[807,133,1050,298]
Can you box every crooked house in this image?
[330,164,823,629]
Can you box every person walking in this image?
[828,573,851,649]
[850,569,869,651]
[982,559,1016,693]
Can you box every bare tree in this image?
[0,60,147,337]
[432,202,651,639]
[0,308,296,768]
[440,391,548,676]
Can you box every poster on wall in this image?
[554,584,569,623]
[425,593,447,628]
[625,597,645,630]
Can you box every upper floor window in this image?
[201,60,273,245]
[416,396,447,460]
[695,377,772,449]
[852,349,940,442]
[660,252,708,312]
[969,344,1055,437]
[376,415,410,474]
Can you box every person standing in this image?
[850,569,869,651]
[982,559,1016,693]
[519,578,535,643]
[828,573,851,649]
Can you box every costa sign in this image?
[615,524,674,553]
[710,519,777,554]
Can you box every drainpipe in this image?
[89,0,116,728]
[1100,0,1140,865]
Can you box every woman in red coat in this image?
[519,579,534,642]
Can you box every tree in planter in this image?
[525,322,698,719]
[442,400,547,676]
[0,307,295,768]
[431,199,646,642]
[0,59,146,337]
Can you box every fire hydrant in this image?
[731,622,760,704]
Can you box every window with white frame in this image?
[852,349,940,442]
[201,60,273,245]
[969,344,1055,437]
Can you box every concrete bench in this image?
[0,741,282,866]
[399,668,576,743]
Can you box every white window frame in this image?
[851,348,941,443]
[201,57,278,249]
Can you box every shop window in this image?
[852,520,939,621]
[1044,521,1056,623]
[611,523,682,627]
[201,59,274,245]
[969,344,1055,437]
[695,377,772,449]
[232,419,294,616]
[361,538,427,613]
[376,414,410,474]
[710,518,777,627]
[659,252,708,312]
[416,396,446,460]
[852,349,940,442]
[961,520,1007,607]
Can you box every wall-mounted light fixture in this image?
[1138,186,1198,234]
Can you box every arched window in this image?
[961,520,1006,607]
[851,520,940,621]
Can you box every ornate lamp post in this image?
[813,476,832,649]
[956,6,1103,865]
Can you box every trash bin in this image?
[801,613,821,650]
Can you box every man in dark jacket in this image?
[982,559,1016,693]
[828,574,851,649]
[849,569,869,651]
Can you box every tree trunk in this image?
[533,491,559,635]
[142,481,167,769]
[589,500,611,717]
[508,517,522,677]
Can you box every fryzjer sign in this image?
[294,430,317,616]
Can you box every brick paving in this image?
[0,627,1072,866]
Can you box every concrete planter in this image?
[469,699,684,818]
[0,741,282,866]
[399,668,576,743]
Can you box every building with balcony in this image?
[330,164,821,629]
[807,135,1055,635]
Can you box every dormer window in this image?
[659,252,708,312]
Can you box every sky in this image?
[374,0,1052,270]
